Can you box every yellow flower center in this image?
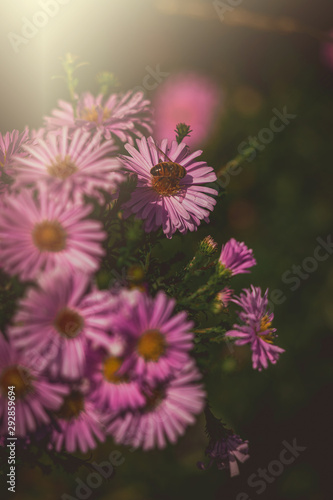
[47,155,78,180]
[258,315,274,343]
[0,366,33,399]
[32,220,67,252]
[56,391,84,420]
[53,308,84,338]
[103,356,127,384]
[80,106,111,123]
[137,329,166,362]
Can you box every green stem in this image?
[144,251,151,273]
[216,146,255,179]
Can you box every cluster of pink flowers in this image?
[219,238,285,371]
[225,286,285,371]
[0,76,285,479]
[1,285,205,452]
[0,87,213,455]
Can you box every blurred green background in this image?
[1,0,332,499]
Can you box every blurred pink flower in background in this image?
[321,31,333,70]
[153,72,222,147]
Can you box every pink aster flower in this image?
[199,235,218,255]
[217,287,234,308]
[219,238,256,276]
[107,360,205,450]
[0,334,67,436]
[44,91,153,144]
[121,136,218,238]
[225,286,285,371]
[13,127,123,203]
[51,388,105,453]
[0,129,30,173]
[0,188,106,280]
[153,72,222,147]
[107,287,141,320]
[9,270,113,380]
[30,127,46,141]
[198,407,249,476]
[112,291,194,383]
[89,349,145,412]
[199,432,250,477]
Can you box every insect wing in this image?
[154,143,173,163]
